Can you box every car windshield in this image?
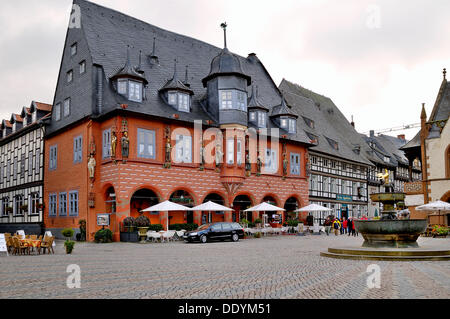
[197,224,211,231]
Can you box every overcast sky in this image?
[1,0,449,139]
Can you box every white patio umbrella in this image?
[297,204,332,227]
[141,200,191,231]
[245,202,285,227]
[416,200,450,217]
[191,201,233,225]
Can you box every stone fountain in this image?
[320,172,449,261]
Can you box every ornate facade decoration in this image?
[163,126,172,169]
[88,154,96,180]
[215,142,223,172]
[199,140,205,171]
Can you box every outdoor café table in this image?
[20,239,41,252]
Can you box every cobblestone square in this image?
[0,235,449,299]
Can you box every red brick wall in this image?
[44,115,310,241]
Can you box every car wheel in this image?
[200,235,208,244]
[232,233,239,242]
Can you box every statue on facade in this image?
[88,154,96,179]
[163,126,172,169]
[245,153,251,176]
[199,140,205,171]
[282,152,288,178]
[111,131,117,158]
[121,130,129,162]
[256,153,262,176]
[215,143,223,172]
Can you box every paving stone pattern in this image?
[0,235,449,299]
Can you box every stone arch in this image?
[261,193,281,206]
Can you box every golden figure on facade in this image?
[377,168,390,185]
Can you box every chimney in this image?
[397,134,405,140]
[370,130,375,138]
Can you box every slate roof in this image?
[279,79,373,166]
[360,133,409,167]
[33,101,52,112]
[401,131,420,150]
[51,0,311,146]
[271,98,298,118]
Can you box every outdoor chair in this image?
[5,236,13,254]
[38,235,43,241]
[39,236,54,255]
[175,230,185,240]
[163,231,176,242]
[13,237,29,255]
[148,232,161,243]
[146,231,156,241]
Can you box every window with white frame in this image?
[175,135,192,163]
[264,148,278,173]
[323,176,330,192]
[30,193,39,215]
[330,178,336,193]
[288,119,296,133]
[6,160,10,182]
[59,193,67,216]
[220,90,233,109]
[178,93,190,112]
[14,195,24,216]
[290,153,300,175]
[69,191,79,216]
[129,80,142,102]
[137,128,156,159]
[258,112,266,128]
[219,90,247,111]
[118,79,127,95]
[310,174,317,190]
[64,98,71,117]
[73,135,83,163]
[1,197,9,216]
[280,118,287,128]
[35,149,40,173]
[67,70,73,83]
[54,103,61,121]
[226,138,235,164]
[49,145,57,170]
[71,43,77,56]
[249,111,256,122]
[0,162,3,181]
[102,129,111,159]
[79,61,86,74]
[236,139,243,165]
[49,194,57,217]
[168,92,177,105]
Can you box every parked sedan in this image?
[184,222,244,243]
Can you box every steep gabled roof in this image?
[48,0,311,145]
[279,79,373,166]
[32,101,52,112]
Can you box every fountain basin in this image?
[354,219,427,248]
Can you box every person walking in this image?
[347,218,353,236]
[352,218,356,236]
[339,217,345,235]
[342,217,348,235]
[333,218,340,236]
[324,217,331,236]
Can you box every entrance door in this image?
[341,206,348,220]
[186,211,193,224]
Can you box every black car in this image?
[184,222,245,243]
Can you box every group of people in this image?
[323,216,360,237]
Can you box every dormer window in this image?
[250,111,256,121]
[71,43,77,56]
[79,61,86,74]
[12,122,16,133]
[32,110,37,123]
[288,119,296,133]
[219,90,247,111]
[167,91,190,113]
[23,117,27,127]
[128,80,142,102]
[258,112,266,128]
[118,79,127,95]
[54,103,61,121]
[67,70,73,83]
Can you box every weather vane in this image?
[221,22,227,48]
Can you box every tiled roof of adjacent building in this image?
[279,79,373,166]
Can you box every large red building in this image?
[44,0,312,241]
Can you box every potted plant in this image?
[5,207,13,214]
[240,219,250,228]
[135,215,150,241]
[62,228,75,254]
[254,218,262,229]
[20,204,28,212]
[432,225,449,238]
[120,217,139,242]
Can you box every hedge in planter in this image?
[148,224,164,232]
[95,229,113,243]
[169,223,199,231]
[61,228,75,254]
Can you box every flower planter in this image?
[120,231,139,242]
[137,227,149,241]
